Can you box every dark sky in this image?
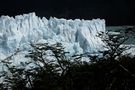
[0,0,135,26]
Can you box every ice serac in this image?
[0,12,106,60]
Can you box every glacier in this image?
[0,12,107,83]
[0,12,106,60]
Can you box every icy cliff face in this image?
[0,12,106,60]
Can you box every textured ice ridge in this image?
[0,12,106,59]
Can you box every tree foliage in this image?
[0,34,135,90]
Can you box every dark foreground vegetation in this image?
[0,34,135,90]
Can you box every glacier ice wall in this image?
[0,12,106,60]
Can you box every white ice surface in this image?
[0,13,106,78]
[0,12,106,59]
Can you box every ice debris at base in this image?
[0,12,106,60]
